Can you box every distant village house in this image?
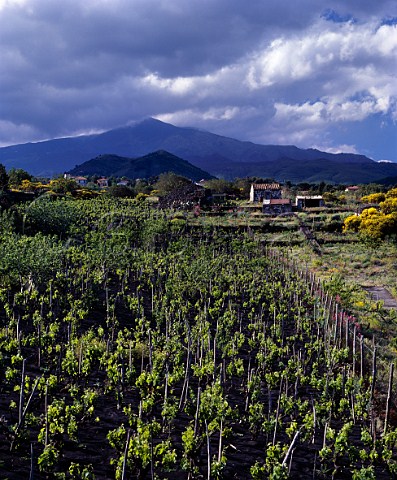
[345,185,359,192]
[97,178,109,188]
[73,176,88,187]
[64,174,87,187]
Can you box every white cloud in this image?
[0,120,41,146]
[272,94,391,130]
[246,22,397,91]
[373,24,397,55]
[156,106,242,125]
[312,143,359,154]
[141,74,196,95]
[239,20,397,152]
[0,0,27,10]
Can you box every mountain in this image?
[209,157,397,185]
[68,150,214,181]
[69,154,128,177]
[0,117,396,183]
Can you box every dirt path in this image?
[363,286,397,309]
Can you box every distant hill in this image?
[1,117,396,183]
[210,157,397,185]
[375,174,397,186]
[69,154,128,177]
[68,150,214,181]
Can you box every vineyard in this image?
[0,196,396,479]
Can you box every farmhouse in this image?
[250,183,282,202]
[63,174,88,187]
[73,176,88,187]
[296,195,324,209]
[262,198,292,215]
[345,185,360,192]
[97,178,109,188]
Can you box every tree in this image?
[204,179,237,195]
[8,168,32,188]
[322,192,339,204]
[106,185,135,198]
[359,183,385,196]
[0,164,9,190]
[154,172,191,196]
[48,177,78,194]
[133,179,152,195]
[233,178,252,198]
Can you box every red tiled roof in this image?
[267,199,291,205]
[252,183,281,190]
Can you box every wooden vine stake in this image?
[352,325,357,377]
[29,442,34,480]
[19,358,26,425]
[45,379,49,447]
[205,419,211,480]
[370,337,377,440]
[282,429,301,468]
[218,418,223,463]
[12,375,41,444]
[384,362,394,435]
[360,336,364,379]
[121,428,131,480]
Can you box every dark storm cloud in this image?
[0,0,396,160]
[2,0,320,79]
[1,0,321,139]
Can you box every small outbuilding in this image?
[263,198,292,215]
[295,195,324,209]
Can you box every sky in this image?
[0,0,396,162]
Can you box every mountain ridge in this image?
[0,117,396,183]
